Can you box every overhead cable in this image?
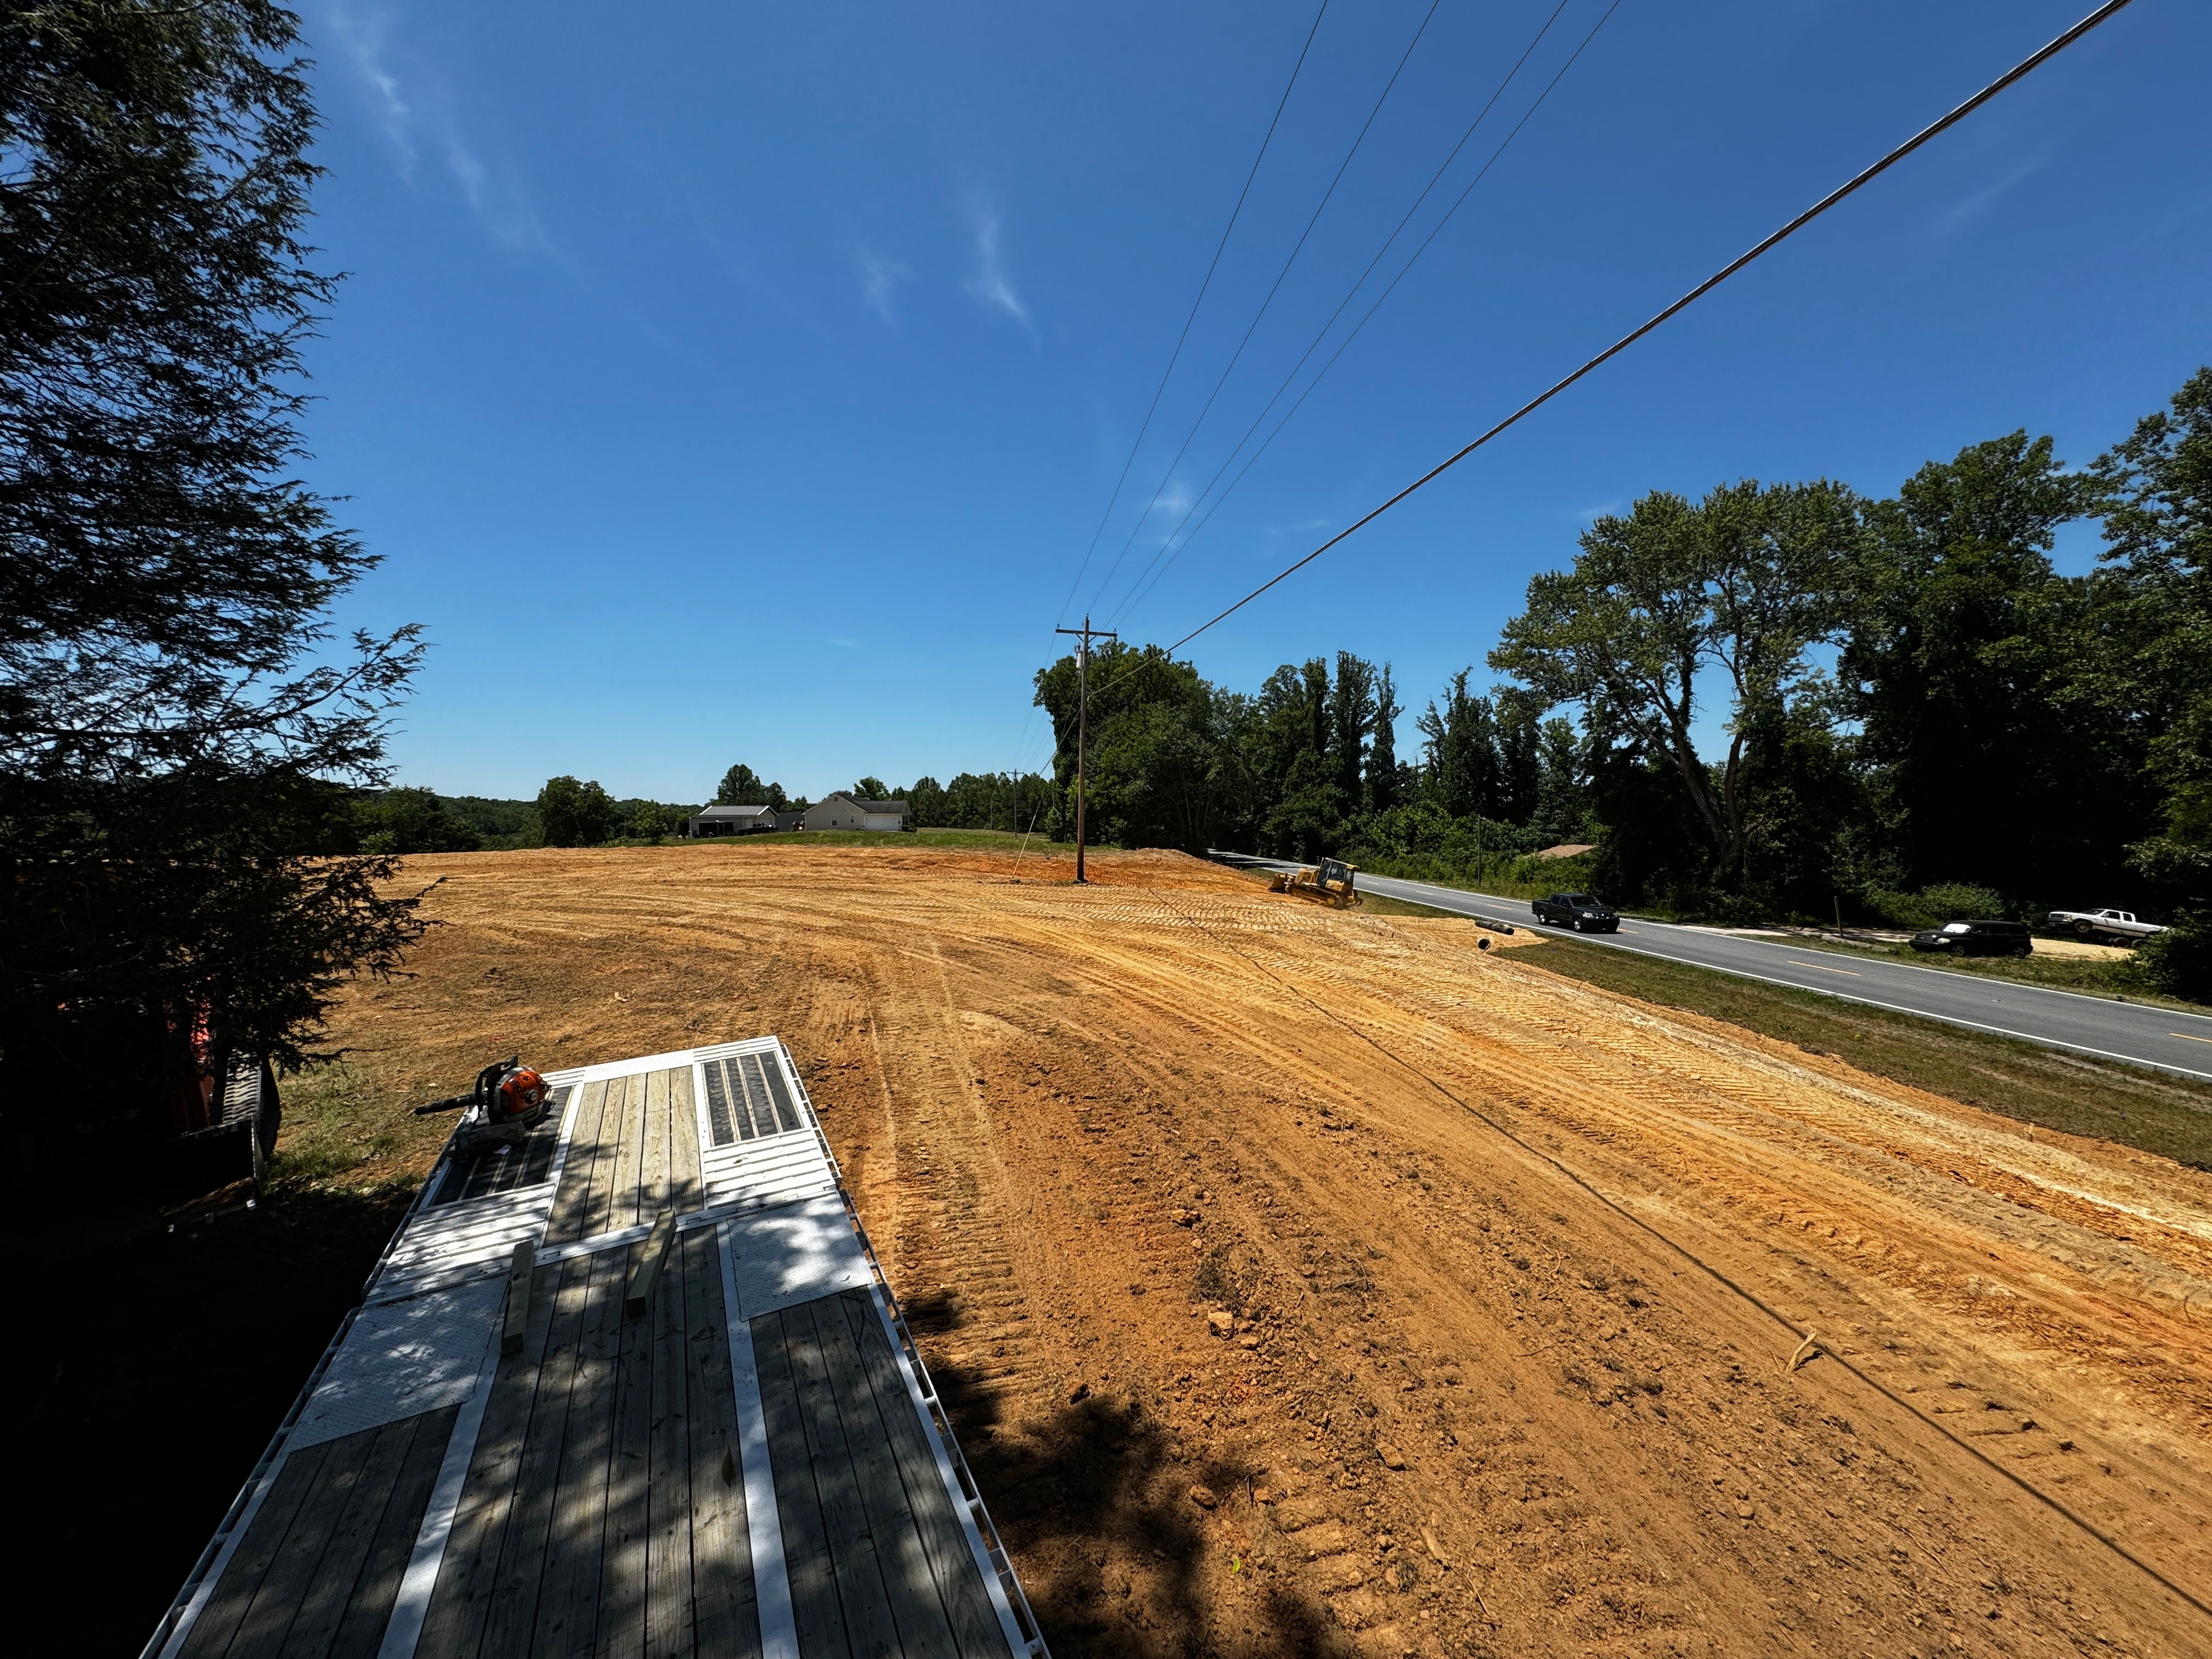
[1053,0,1331,627]
[1105,0,1601,629]
[1087,0,2140,701]
[1081,0,1444,616]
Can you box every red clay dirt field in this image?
[314,842,2212,1658]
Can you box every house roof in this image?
[1532,842,1596,859]
[695,803,775,819]
[815,792,909,814]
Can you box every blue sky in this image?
[301,0,2211,804]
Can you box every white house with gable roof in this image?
[802,792,909,832]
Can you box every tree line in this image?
[341,761,1060,852]
[1036,368,2212,995]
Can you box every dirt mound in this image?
[329,842,2212,1657]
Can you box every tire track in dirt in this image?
[334,845,2212,1657]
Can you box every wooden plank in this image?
[329,1404,464,1659]
[645,1226,695,1659]
[787,1299,909,1658]
[811,1297,964,1659]
[505,1238,536,1356]
[174,1442,333,1659]
[415,1258,566,1659]
[473,1255,597,1658]
[641,1066,671,1218]
[625,1211,676,1318]
[532,1244,623,1655]
[752,1307,849,1657]
[684,1229,763,1659]
[546,1080,611,1245]
[595,1239,658,1657]
[514,1087,567,1187]
[269,1413,423,1657]
[837,1290,1009,1656]
[668,1063,701,1215]
[223,1423,380,1657]
[605,1071,645,1237]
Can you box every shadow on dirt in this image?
[913,1296,1359,1658]
[3,1178,416,1657]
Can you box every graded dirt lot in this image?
[327,843,2212,1658]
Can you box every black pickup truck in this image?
[1532,892,1620,933]
[1908,919,2032,957]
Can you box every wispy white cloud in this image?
[1934,148,2056,236]
[320,2,547,252]
[325,1,414,167]
[857,250,913,324]
[961,202,1033,335]
[441,131,547,252]
[1147,481,1195,521]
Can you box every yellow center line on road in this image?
[2169,1031,2212,1045]
[1787,959,1863,976]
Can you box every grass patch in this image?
[268,1059,414,1187]
[1528,935,2212,1170]
[1356,890,1462,920]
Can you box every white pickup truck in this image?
[2045,907,2168,942]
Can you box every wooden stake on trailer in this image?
[1054,616,1117,885]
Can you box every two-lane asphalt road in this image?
[1212,853,2212,1082]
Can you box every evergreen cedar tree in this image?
[1,3,425,1145]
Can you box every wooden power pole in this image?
[1054,616,1117,884]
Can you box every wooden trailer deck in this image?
[145,1039,1046,1659]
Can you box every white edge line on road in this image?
[1224,859,2212,1084]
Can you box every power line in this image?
[1053,0,1331,627]
[1104,0,1601,630]
[1086,0,2140,702]
[1080,0,1444,617]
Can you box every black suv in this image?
[1908,919,2032,957]
[1533,892,1619,932]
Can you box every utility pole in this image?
[1054,616,1117,884]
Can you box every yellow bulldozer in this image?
[1268,856,1361,908]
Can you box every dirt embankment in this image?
[331,843,2212,1658]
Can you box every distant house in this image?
[802,792,910,832]
[1532,843,1596,860]
[688,803,778,837]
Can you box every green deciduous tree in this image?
[537,776,614,847]
[1415,670,1495,820]
[713,763,788,811]
[353,788,481,855]
[2094,367,2212,993]
[1492,479,1861,881]
[2095,369,2212,882]
[1367,664,1402,812]
[1841,433,2143,901]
